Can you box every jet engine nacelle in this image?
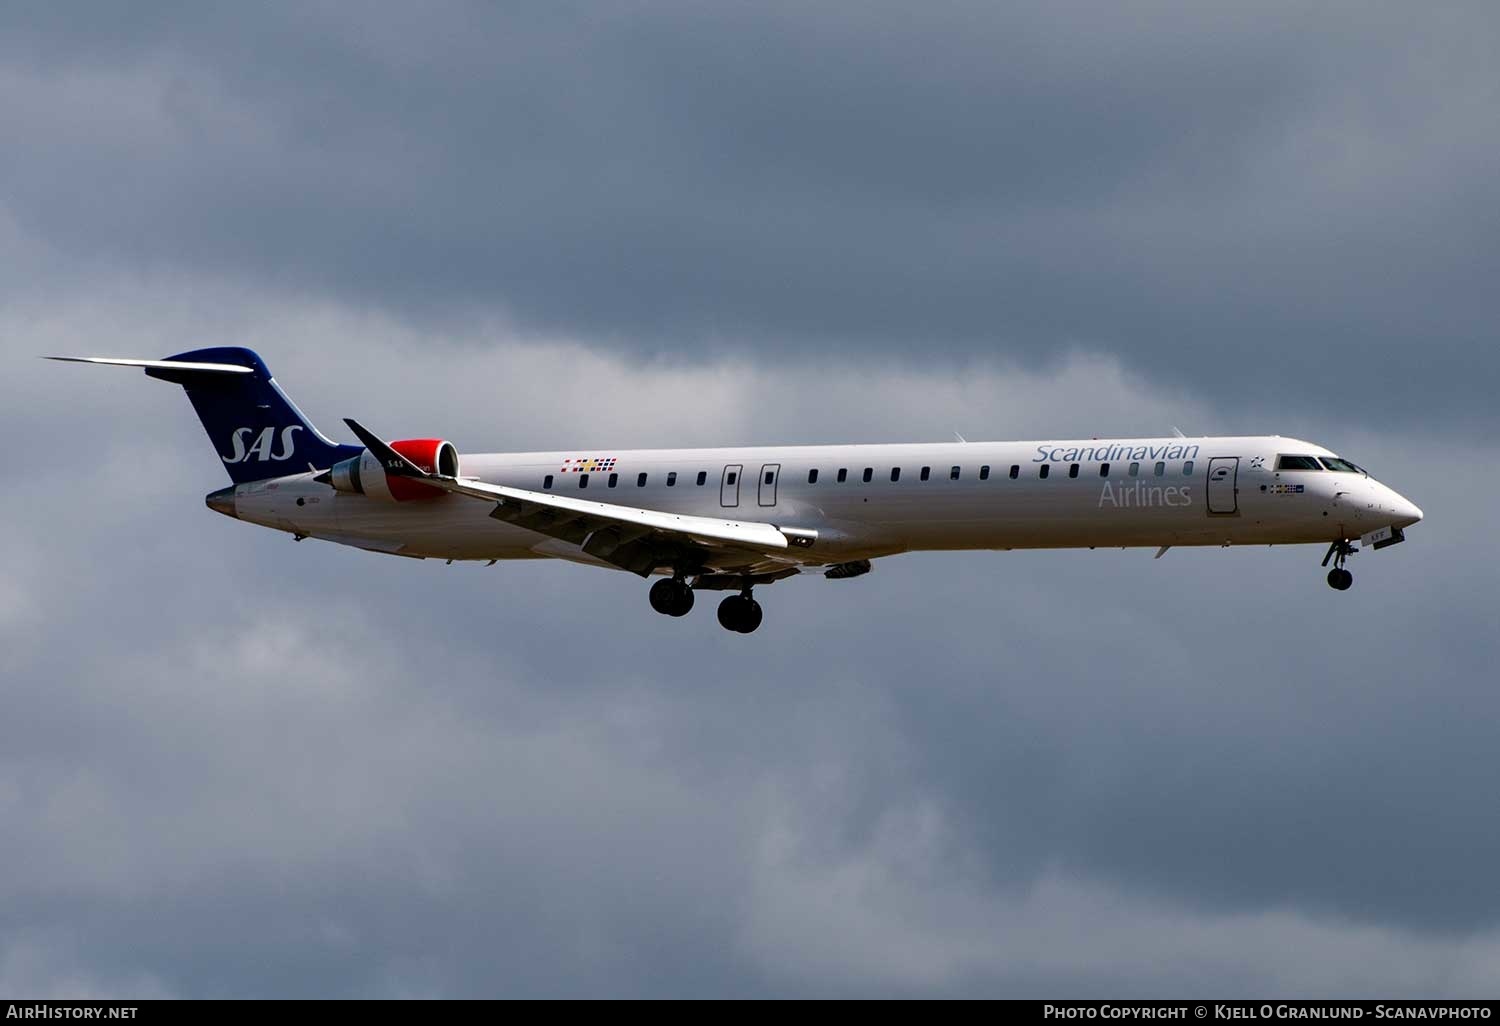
[328,438,458,502]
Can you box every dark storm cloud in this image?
[6,308,1500,996]
[0,2,1496,423]
[4,3,1499,998]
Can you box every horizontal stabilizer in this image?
[45,356,253,374]
[49,347,362,484]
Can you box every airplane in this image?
[49,348,1424,633]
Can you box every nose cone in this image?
[1393,495,1424,529]
[205,486,238,519]
[1372,479,1423,529]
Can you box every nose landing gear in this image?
[1322,540,1355,591]
[648,577,695,617]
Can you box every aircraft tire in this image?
[717,595,742,631]
[717,595,763,633]
[650,578,685,615]
[739,599,763,634]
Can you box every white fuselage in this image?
[223,435,1424,570]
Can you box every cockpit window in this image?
[1319,457,1364,473]
[1276,455,1323,471]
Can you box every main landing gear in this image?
[717,591,763,634]
[648,577,695,617]
[1322,540,1355,591]
[648,577,764,633]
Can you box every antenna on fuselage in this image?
[953,431,967,443]
[1171,426,1187,438]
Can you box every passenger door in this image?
[1207,457,1239,515]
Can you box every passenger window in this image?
[667,471,677,486]
[808,469,819,484]
[1129,462,1139,477]
[1276,455,1323,471]
[1154,461,1165,477]
[544,474,554,489]
[608,473,618,488]
[1069,463,1079,478]
[837,468,848,483]
[1183,460,1194,476]
[950,466,960,480]
[727,471,737,485]
[1039,465,1050,479]
[1099,463,1110,477]
[1009,465,1019,479]
[980,465,990,480]
[765,471,774,485]
[637,472,647,487]
[862,467,873,483]
[920,466,931,481]
[890,468,901,482]
[696,471,707,486]
[579,474,589,488]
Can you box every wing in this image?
[341,419,819,578]
[429,474,818,576]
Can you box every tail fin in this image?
[49,347,362,484]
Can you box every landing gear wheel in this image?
[716,595,744,631]
[1321,540,1357,592]
[740,599,763,634]
[649,578,695,616]
[717,594,763,634]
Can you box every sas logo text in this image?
[222,425,302,464]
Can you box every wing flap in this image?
[441,475,790,552]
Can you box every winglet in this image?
[342,418,428,478]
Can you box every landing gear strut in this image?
[648,577,695,617]
[717,588,763,634]
[1322,540,1355,591]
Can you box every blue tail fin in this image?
[145,348,363,484]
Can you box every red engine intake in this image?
[327,438,459,502]
[387,439,457,501]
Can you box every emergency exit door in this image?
[758,464,780,506]
[721,464,742,507]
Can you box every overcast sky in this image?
[3,2,1498,998]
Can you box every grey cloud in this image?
[0,3,1495,425]
[6,289,1500,995]
[4,6,1498,997]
